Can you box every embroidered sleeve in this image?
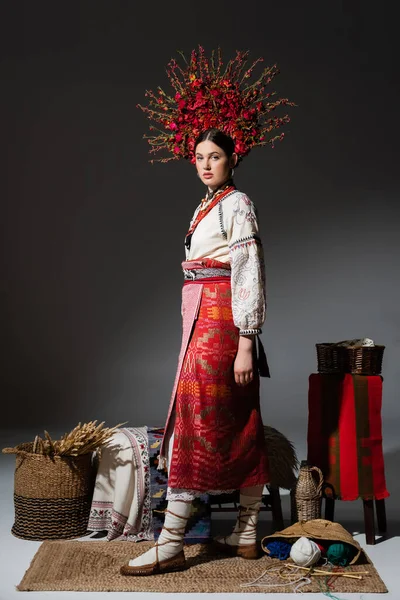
[225,193,266,335]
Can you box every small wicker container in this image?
[316,343,385,375]
[295,461,323,522]
[262,519,362,564]
[3,443,96,540]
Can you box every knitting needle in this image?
[284,564,369,574]
[291,570,363,581]
[284,564,369,579]
[279,569,364,581]
[328,571,369,575]
[311,573,363,580]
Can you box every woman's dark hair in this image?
[194,128,235,158]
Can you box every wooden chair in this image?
[209,487,286,533]
[323,483,387,545]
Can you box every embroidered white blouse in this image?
[185,189,266,335]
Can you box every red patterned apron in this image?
[159,258,269,491]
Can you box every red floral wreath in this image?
[137,46,295,164]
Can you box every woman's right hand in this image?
[234,347,254,386]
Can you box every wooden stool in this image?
[209,486,285,533]
[323,484,387,545]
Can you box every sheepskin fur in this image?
[263,425,298,490]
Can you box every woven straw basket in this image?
[3,443,96,540]
[316,343,385,375]
[262,518,362,564]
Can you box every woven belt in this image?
[183,268,231,281]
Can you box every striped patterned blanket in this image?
[308,374,390,501]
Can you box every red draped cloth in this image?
[307,373,389,501]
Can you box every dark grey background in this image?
[1,2,399,445]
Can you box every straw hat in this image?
[262,519,361,564]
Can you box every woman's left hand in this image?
[234,348,254,386]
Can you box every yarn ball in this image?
[315,541,328,555]
[290,536,321,567]
[264,540,292,560]
[326,542,355,566]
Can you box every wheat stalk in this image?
[31,421,127,456]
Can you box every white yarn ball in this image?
[290,536,321,567]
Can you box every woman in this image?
[121,128,269,576]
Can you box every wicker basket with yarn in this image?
[342,345,385,375]
[2,442,96,540]
[316,343,385,375]
[262,518,362,564]
[295,461,323,522]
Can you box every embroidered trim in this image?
[167,487,237,501]
[218,200,227,239]
[220,189,238,203]
[229,233,261,250]
[240,328,262,336]
[87,502,113,531]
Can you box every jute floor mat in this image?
[17,540,388,594]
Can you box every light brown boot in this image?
[121,502,191,576]
[214,496,261,559]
